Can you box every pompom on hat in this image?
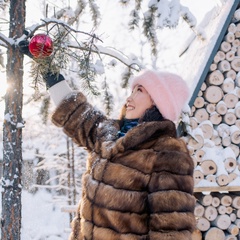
[130,69,190,122]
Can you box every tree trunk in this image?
[1,0,25,239]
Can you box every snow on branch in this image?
[68,42,141,70]
[15,18,140,70]
[127,0,197,55]
[15,18,96,42]
[149,0,196,29]
[0,32,14,47]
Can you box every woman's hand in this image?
[18,40,33,58]
[18,39,65,89]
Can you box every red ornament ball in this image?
[29,34,53,58]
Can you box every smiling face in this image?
[125,84,154,119]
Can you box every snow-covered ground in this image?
[21,189,70,240]
[0,187,70,240]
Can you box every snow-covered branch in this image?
[68,43,141,70]
[0,32,13,47]
[16,18,97,42]
[15,18,139,69]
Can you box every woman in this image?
[18,38,196,238]
[46,69,196,240]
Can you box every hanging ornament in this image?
[29,34,54,58]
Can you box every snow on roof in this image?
[178,0,237,105]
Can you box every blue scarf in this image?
[118,118,139,138]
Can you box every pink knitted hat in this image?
[130,69,190,121]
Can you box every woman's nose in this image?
[126,95,132,103]
[128,90,137,100]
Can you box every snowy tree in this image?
[121,0,196,55]
[0,0,196,239]
[0,1,26,239]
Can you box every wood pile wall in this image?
[184,5,240,240]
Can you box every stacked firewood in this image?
[192,193,240,240]
[184,7,240,240]
[185,9,240,188]
[190,142,240,187]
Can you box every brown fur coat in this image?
[51,92,196,240]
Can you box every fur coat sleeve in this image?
[51,92,119,151]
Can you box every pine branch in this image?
[135,0,142,10]
[181,6,197,30]
[143,9,158,56]
[77,43,140,70]
[22,14,140,115]
[88,0,100,27]
[128,9,140,30]
[119,0,130,5]
[40,95,50,124]
[0,50,5,68]
[128,0,142,30]
[78,58,100,97]
[101,76,113,116]
[121,67,133,88]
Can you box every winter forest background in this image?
[0,0,216,239]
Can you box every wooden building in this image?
[178,1,240,239]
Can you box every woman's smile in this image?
[126,104,135,111]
